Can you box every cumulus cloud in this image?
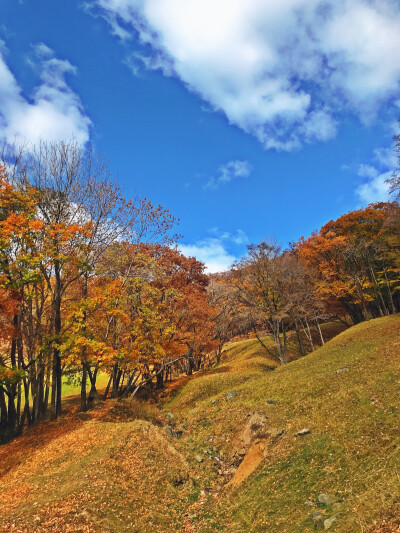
[356,171,391,204]
[355,146,397,204]
[0,42,91,145]
[179,238,237,273]
[358,164,379,180]
[90,0,400,150]
[205,160,252,189]
[179,228,248,273]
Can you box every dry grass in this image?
[1,316,399,532]
[168,315,400,532]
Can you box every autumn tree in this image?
[297,204,400,324]
[208,273,245,363]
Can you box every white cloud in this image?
[205,159,252,189]
[373,147,397,169]
[180,228,249,272]
[358,164,379,180]
[91,0,400,150]
[355,141,398,204]
[231,229,248,245]
[0,42,91,145]
[179,237,236,274]
[356,171,391,204]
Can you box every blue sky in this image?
[1,0,399,271]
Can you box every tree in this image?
[0,139,177,430]
[208,273,245,363]
[296,204,400,324]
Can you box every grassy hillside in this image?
[1,316,399,532]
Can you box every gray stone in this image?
[312,511,324,528]
[165,425,174,437]
[226,391,236,401]
[165,412,175,422]
[211,399,216,405]
[295,428,311,436]
[195,454,203,463]
[318,494,335,506]
[336,367,350,374]
[304,500,314,507]
[266,399,276,404]
[164,425,182,438]
[324,516,337,529]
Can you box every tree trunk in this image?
[81,363,87,412]
[383,268,396,314]
[88,367,99,403]
[316,319,325,345]
[80,275,88,411]
[53,260,63,419]
[295,320,306,357]
[103,374,112,400]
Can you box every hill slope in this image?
[1,316,399,532]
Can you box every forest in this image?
[0,137,400,445]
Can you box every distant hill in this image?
[1,315,399,532]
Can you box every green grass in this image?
[15,371,110,406]
[61,371,110,397]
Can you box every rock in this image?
[324,516,337,529]
[318,494,335,506]
[226,391,236,401]
[240,412,269,446]
[336,367,349,374]
[211,399,216,405]
[304,500,314,507]
[195,454,203,463]
[266,399,276,404]
[165,425,174,437]
[295,428,311,436]
[165,412,175,423]
[164,425,183,438]
[312,511,324,529]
